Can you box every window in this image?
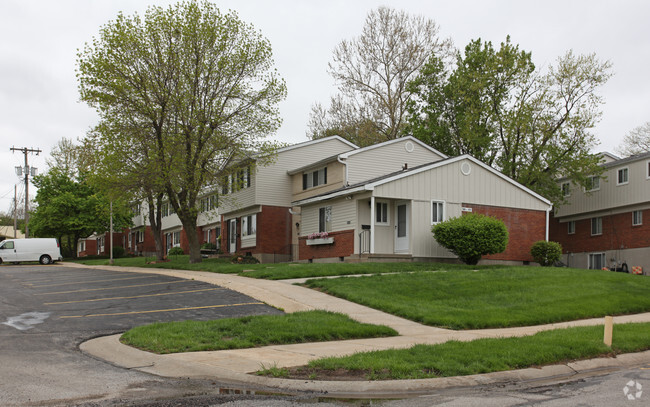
[162,203,169,217]
[242,214,257,237]
[588,253,606,270]
[319,206,332,233]
[302,167,327,190]
[567,221,575,235]
[633,210,643,226]
[561,182,570,197]
[431,200,444,224]
[2,241,14,249]
[585,176,600,192]
[132,203,141,216]
[222,167,252,194]
[200,194,218,212]
[591,217,602,236]
[375,201,389,225]
[617,167,629,185]
[173,231,180,246]
[647,160,650,179]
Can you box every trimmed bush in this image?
[231,254,260,264]
[432,214,508,265]
[530,240,562,266]
[112,246,125,258]
[168,247,184,256]
[201,242,217,250]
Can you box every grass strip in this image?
[296,323,650,380]
[303,269,650,329]
[71,255,473,279]
[120,310,398,354]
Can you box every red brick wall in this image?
[463,203,547,262]
[550,209,650,253]
[299,229,355,260]
[78,239,97,257]
[221,205,292,256]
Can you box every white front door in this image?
[395,202,409,253]
[229,219,237,254]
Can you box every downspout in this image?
[337,155,349,186]
[545,206,552,241]
[370,196,375,254]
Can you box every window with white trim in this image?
[431,200,444,224]
[375,201,389,225]
[591,217,602,236]
[561,182,570,197]
[647,160,650,179]
[633,210,643,226]
[588,253,606,270]
[567,221,575,235]
[318,206,332,233]
[242,214,257,237]
[303,167,327,190]
[617,167,629,185]
[585,176,600,192]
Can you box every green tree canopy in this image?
[29,169,132,258]
[406,37,612,205]
[77,0,286,262]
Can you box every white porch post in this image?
[370,196,375,254]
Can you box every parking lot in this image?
[1,264,282,333]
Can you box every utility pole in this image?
[11,146,42,238]
[14,185,17,238]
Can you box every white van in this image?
[0,238,63,265]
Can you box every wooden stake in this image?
[603,316,613,347]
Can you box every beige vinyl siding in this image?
[301,198,357,236]
[556,159,650,218]
[197,209,220,227]
[220,138,354,214]
[254,138,355,209]
[292,161,346,201]
[373,159,549,212]
[346,139,444,185]
[410,200,458,258]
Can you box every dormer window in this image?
[302,167,327,190]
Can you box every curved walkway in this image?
[73,264,650,397]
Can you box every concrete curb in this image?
[65,263,650,397]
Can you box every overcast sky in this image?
[1,0,649,212]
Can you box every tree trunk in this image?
[178,215,202,263]
[146,192,165,261]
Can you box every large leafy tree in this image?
[308,6,450,146]
[77,0,286,263]
[29,169,132,258]
[406,37,612,205]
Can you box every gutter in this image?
[337,155,348,186]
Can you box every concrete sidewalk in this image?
[72,263,650,397]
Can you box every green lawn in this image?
[302,268,650,329]
[70,255,469,279]
[283,322,650,380]
[120,310,397,354]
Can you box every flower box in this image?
[306,237,334,245]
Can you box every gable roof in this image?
[276,135,358,154]
[286,136,446,175]
[292,154,552,207]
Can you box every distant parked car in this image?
[0,238,63,265]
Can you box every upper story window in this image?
[375,201,389,225]
[431,200,444,224]
[162,202,176,217]
[585,176,600,192]
[200,194,218,212]
[561,182,570,197]
[132,203,141,216]
[303,167,327,190]
[222,166,252,195]
[617,167,629,185]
